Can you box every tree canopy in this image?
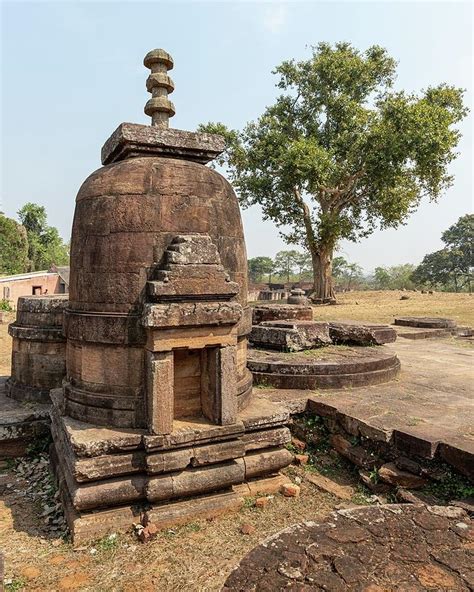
[200,42,468,301]
[0,213,29,274]
[248,256,275,283]
[412,214,473,292]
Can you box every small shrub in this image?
[0,299,12,312]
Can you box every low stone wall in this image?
[6,295,68,403]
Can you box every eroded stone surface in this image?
[223,505,473,591]
[329,320,397,346]
[248,346,400,389]
[250,320,331,351]
[252,304,313,325]
[394,317,457,329]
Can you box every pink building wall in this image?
[0,272,62,309]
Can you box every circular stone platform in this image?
[394,317,457,329]
[247,345,400,389]
[223,505,473,591]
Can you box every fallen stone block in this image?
[294,454,309,466]
[250,320,331,351]
[394,317,457,329]
[252,304,313,325]
[378,462,428,489]
[280,483,300,497]
[329,321,396,346]
[330,434,377,470]
[305,472,354,500]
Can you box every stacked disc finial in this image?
[144,49,175,128]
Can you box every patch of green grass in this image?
[5,578,26,592]
[242,496,256,509]
[95,533,119,553]
[422,466,474,501]
[351,484,373,505]
[254,381,272,389]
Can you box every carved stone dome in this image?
[65,155,252,429]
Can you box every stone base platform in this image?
[395,326,457,340]
[50,391,293,542]
[223,504,473,591]
[394,316,457,329]
[53,446,287,544]
[0,377,50,458]
[248,346,400,389]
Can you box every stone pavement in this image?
[223,504,473,591]
[258,338,474,477]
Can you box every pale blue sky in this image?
[1,0,472,272]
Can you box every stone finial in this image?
[144,49,175,128]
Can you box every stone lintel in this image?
[145,325,238,352]
[101,123,225,165]
[142,301,242,329]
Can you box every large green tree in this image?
[200,42,467,301]
[248,256,275,283]
[17,203,69,271]
[274,250,299,283]
[0,212,29,274]
[412,214,473,292]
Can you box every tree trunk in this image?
[310,247,335,302]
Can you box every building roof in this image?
[55,266,70,286]
[0,270,57,283]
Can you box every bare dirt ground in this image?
[0,321,11,376]
[0,463,356,592]
[314,289,474,327]
[0,292,472,591]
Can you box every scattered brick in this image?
[138,522,159,543]
[291,437,306,452]
[240,523,256,535]
[280,483,300,497]
[305,472,354,500]
[294,454,309,466]
[255,497,270,508]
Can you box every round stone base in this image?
[5,377,52,404]
[247,345,400,389]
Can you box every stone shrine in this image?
[51,49,292,541]
[6,295,68,403]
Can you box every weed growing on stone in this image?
[422,466,474,501]
[351,484,373,505]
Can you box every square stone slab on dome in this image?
[101,123,225,165]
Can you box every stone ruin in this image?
[248,307,400,389]
[6,295,68,403]
[43,49,292,541]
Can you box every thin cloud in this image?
[262,3,288,34]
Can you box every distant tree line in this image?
[411,214,473,293]
[248,215,473,293]
[0,203,69,275]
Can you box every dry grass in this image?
[0,321,11,376]
[0,291,472,590]
[314,290,474,327]
[0,465,344,592]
